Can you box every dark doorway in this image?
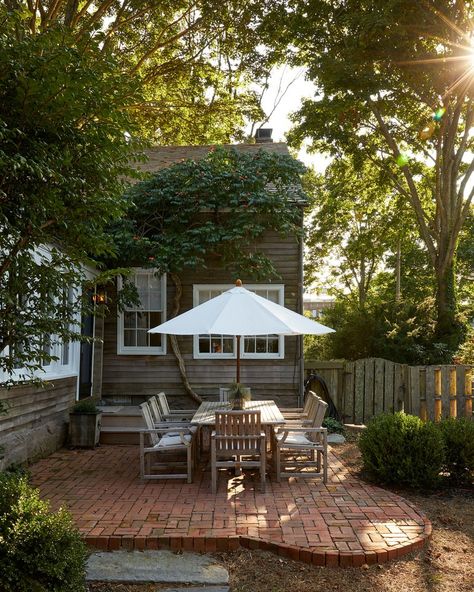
[78,309,94,399]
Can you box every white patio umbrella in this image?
[149,279,334,382]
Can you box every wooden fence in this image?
[305,358,474,425]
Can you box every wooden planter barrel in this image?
[69,411,102,448]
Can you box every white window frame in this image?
[117,269,167,356]
[193,284,285,360]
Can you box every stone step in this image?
[86,551,229,585]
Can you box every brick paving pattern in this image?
[30,445,431,567]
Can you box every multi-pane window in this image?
[118,270,166,355]
[193,284,284,359]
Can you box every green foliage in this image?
[0,18,142,384]
[110,147,306,280]
[359,413,445,488]
[71,399,99,414]
[0,472,87,591]
[5,1,276,145]
[438,418,474,485]
[268,0,474,345]
[322,417,345,434]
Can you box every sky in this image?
[252,66,331,173]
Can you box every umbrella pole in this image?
[236,335,241,383]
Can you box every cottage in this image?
[0,137,307,465]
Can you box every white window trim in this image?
[192,284,285,360]
[117,269,167,356]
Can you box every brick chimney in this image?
[255,128,273,143]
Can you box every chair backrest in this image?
[214,410,262,453]
[304,390,320,414]
[148,395,164,424]
[156,392,170,416]
[306,399,328,443]
[139,401,160,446]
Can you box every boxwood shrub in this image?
[438,417,474,485]
[359,412,445,488]
[0,471,87,592]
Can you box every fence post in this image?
[465,370,473,420]
[434,368,442,422]
[449,367,457,418]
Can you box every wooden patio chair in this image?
[280,390,321,420]
[138,401,195,483]
[156,392,195,421]
[273,398,328,483]
[211,410,266,493]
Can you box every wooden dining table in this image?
[191,400,285,455]
[191,400,285,427]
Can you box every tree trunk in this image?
[434,257,463,350]
[168,273,202,404]
[395,238,401,302]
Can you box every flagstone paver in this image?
[30,445,431,567]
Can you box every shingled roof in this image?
[138,142,306,204]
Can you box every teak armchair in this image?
[139,401,195,483]
[211,410,266,493]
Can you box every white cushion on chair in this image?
[276,432,313,446]
[158,433,192,448]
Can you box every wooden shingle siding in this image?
[0,377,76,468]
[101,230,302,407]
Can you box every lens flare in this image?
[396,153,409,167]
[433,107,446,121]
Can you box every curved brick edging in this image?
[31,445,433,568]
[83,518,432,568]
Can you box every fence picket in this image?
[374,358,385,417]
[304,359,473,423]
[354,360,365,424]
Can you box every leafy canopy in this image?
[0,18,142,382]
[110,147,306,280]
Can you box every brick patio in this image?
[30,445,431,568]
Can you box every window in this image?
[118,270,166,355]
[193,284,284,359]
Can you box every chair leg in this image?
[275,445,281,483]
[211,439,217,493]
[139,433,145,478]
[260,438,266,493]
[187,444,193,484]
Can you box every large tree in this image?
[269,0,474,349]
[2,0,275,144]
[110,147,306,401]
[0,15,141,382]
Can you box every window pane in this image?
[61,341,69,365]
[150,311,161,328]
[268,337,279,353]
[199,335,210,353]
[136,311,148,329]
[124,311,135,328]
[124,330,136,347]
[244,336,256,353]
[136,330,148,347]
[267,290,279,303]
[223,337,234,353]
[150,333,162,347]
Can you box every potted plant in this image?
[228,382,251,410]
[69,398,102,448]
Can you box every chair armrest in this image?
[280,407,303,413]
[275,426,327,433]
[140,426,194,435]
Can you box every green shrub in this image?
[322,417,345,434]
[438,418,474,485]
[72,398,99,413]
[0,472,87,591]
[359,412,445,488]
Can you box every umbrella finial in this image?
[235,279,242,287]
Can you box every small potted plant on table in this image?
[228,382,251,410]
[69,399,102,447]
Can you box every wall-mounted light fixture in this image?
[92,288,108,305]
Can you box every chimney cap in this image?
[255,128,273,143]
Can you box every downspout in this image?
[298,210,305,407]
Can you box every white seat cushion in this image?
[165,425,197,435]
[276,432,314,447]
[157,433,192,448]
